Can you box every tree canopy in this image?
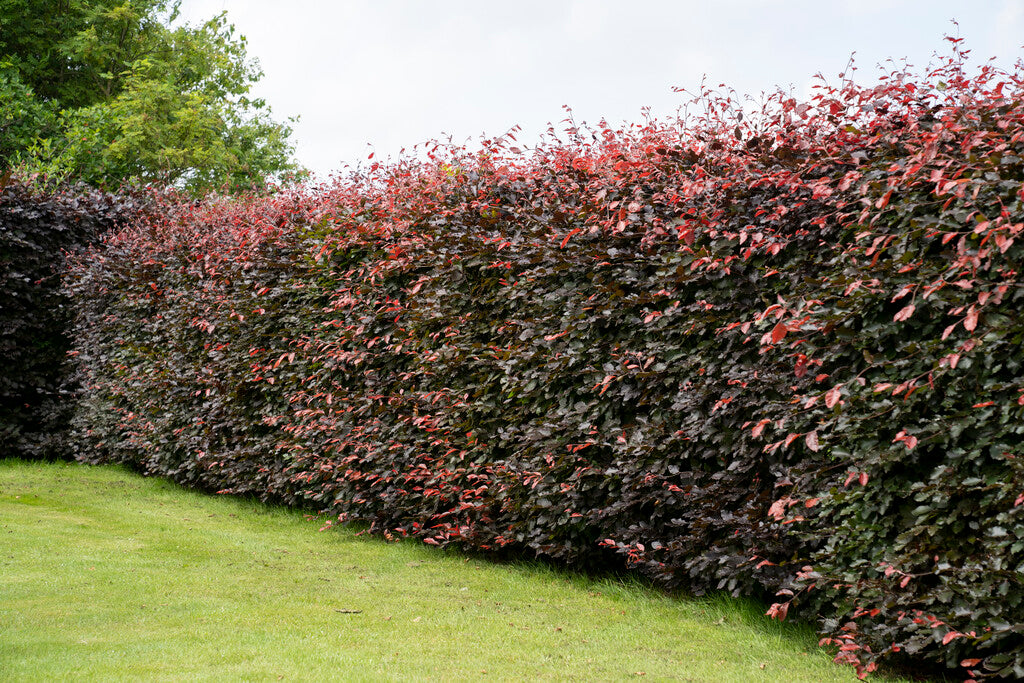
[0,0,299,194]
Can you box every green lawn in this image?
[0,459,874,681]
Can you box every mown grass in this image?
[0,459,881,681]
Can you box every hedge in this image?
[0,175,134,459]
[67,45,1023,679]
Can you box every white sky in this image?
[175,0,1024,179]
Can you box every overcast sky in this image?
[176,1,1024,179]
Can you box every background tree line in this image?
[0,0,299,194]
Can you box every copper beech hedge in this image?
[67,45,1023,679]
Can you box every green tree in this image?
[0,0,299,193]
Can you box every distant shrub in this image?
[0,175,134,458]
[68,43,1024,679]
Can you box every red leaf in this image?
[771,322,788,344]
[964,306,979,331]
[961,659,982,668]
[805,431,820,452]
[892,284,915,301]
[768,496,791,520]
[875,189,893,209]
[825,385,842,409]
[596,374,616,395]
[942,631,963,645]
[766,602,789,621]
[838,171,860,191]
[751,419,771,438]
[893,304,915,322]
[972,401,994,408]
[560,228,582,249]
[859,471,869,486]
